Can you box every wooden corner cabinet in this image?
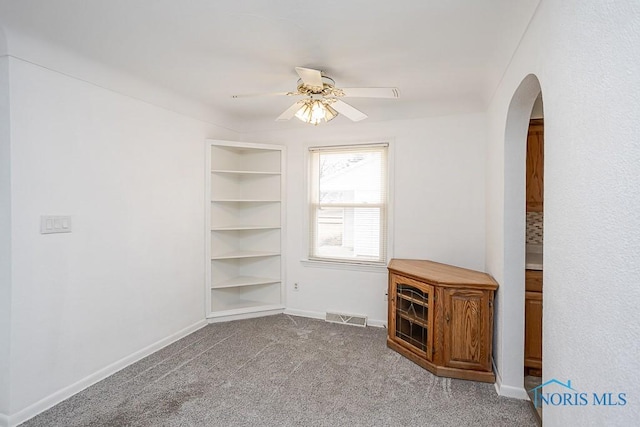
[206,140,286,322]
[387,259,498,383]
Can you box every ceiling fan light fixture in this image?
[241,66,398,124]
[294,99,338,125]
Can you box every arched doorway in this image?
[500,74,543,404]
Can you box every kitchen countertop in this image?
[526,244,543,270]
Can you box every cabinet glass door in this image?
[392,276,434,360]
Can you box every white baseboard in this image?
[284,308,387,328]
[493,359,529,400]
[6,319,207,427]
[497,383,530,400]
[283,308,324,320]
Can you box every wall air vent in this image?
[325,312,368,327]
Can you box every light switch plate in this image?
[41,216,72,234]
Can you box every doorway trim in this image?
[496,73,542,398]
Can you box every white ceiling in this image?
[0,0,540,132]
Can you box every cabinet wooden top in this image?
[388,259,498,290]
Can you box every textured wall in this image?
[486,0,640,425]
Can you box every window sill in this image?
[300,259,388,273]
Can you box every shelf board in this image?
[397,292,430,308]
[211,199,281,203]
[208,303,285,318]
[211,276,280,289]
[397,311,429,329]
[211,250,280,260]
[211,169,280,175]
[211,225,281,231]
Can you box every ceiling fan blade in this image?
[276,101,304,121]
[331,100,368,122]
[295,67,324,89]
[340,87,400,98]
[232,92,300,99]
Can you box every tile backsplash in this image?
[526,212,543,244]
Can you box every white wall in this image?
[0,55,11,418]
[3,29,230,129]
[243,114,487,324]
[486,0,640,425]
[5,56,238,420]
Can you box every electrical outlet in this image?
[293,282,299,291]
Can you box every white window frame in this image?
[303,142,392,270]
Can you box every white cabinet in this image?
[206,140,285,320]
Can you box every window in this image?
[308,143,388,265]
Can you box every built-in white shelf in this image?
[211,172,280,201]
[212,276,280,289]
[212,169,281,175]
[207,303,285,318]
[210,281,282,314]
[206,140,285,322]
[211,199,281,203]
[211,250,280,260]
[211,226,281,231]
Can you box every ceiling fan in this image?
[232,67,399,125]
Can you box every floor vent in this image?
[325,312,367,327]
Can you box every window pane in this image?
[309,144,388,265]
[318,151,383,204]
[314,207,381,261]
[316,207,345,256]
